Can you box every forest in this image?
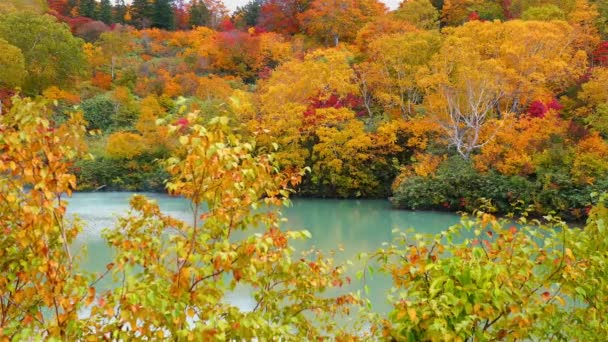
[2,0,608,340]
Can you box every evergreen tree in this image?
[152,0,176,30]
[98,0,113,24]
[234,0,264,28]
[131,0,154,28]
[113,0,127,24]
[189,0,211,27]
[79,0,97,18]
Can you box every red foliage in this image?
[219,19,235,32]
[175,117,189,127]
[304,93,365,118]
[501,0,513,19]
[47,0,71,16]
[174,0,190,30]
[50,12,96,33]
[258,66,273,80]
[527,100,547,118]
[467,11,481,21]
[593,41,608,67]
[258,0,304,35]
[547,98,563,112]
[527,98,563,118]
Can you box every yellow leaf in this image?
[407,308,417,322]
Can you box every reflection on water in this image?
[68,192,461,315]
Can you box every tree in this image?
[298,0,386,46]
[364,31,441,118]
[394,0,440,30]
[369,205,608,340]
[0,38,26,90]
[0,12,87,95]
[98,0,113,24]
[131,0,154,28]
[79,0,96,18]
[113,0,128,23]
[0,97,90,339]
[90,114,359,339]
[152,0,176,30]
[418,20,587,159]
[97,26,131,80]
[258,0,310,35]
[233,0,264,29]
[189,0,212,27]
[521,4,566,20]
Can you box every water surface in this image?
[68,192,461,314]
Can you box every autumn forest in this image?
[2,0,608,340]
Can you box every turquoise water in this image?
[68,192,461,314]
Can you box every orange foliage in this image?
[92,72,112,90]
[474,113,569,176]
[42,86,80,104]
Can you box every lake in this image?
[68,192,462,315]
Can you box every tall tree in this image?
[233,0,264,29]
[394,0,440,30]
[0,13,86,95]
[189,0,212,27]
[113,0,127,23]
[131,0,154,28]
[98,0,113,24]
[79,0,97,18]
[298,0,386,46]
[258,0,310,35]
[152,0,176,29]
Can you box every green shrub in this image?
[391,157,607,220]
[81,94,115,131]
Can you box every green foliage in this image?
[522,5,567,21]
[391,157,606,220]
[393,0,440,30]
[0,38,26,89]
[89,114,360,339]
[76,155,168,191]
[81,94,115,131]
[0,12,86,95]
[369,205,608,340]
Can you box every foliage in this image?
[369,203,608,340]
[0,12,86,95]
[522,5,566,20]
[298,0,386,46]
[0,39,26,90]
[80,94,115,131]
[391,157,608,220]
[393,0,440,30]
[89,114,360,339]
[0,97,90,339]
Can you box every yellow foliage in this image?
[572,132,608,184]
[413,153,445,177]
[42,86,80,104]
[474,114,569,175]
[106,132,147,159]
[196,75,234,101]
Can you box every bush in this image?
[81,94,115,131]
[76,156,168,192]
[391,157,607,220]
